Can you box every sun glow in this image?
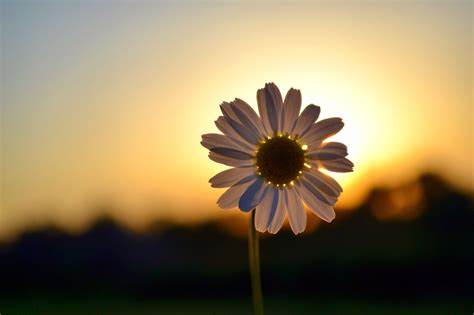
[1,1,471,240]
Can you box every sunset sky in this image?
[1,1,472,240]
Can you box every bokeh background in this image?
[1,1,473,314]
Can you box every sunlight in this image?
[1,1,471,239]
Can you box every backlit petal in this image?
[255,187,278,233]
[209,151,253,167]
[201,133,253,155]
[301,118,344,146]
[239,176,268,212]
[257,83,283,135]
[223,116,260,145]
[220,101,240,122]
[217,175,257,209]
[316,158,354,173]
[307,142,348,160]
[290,104,320,137]
[209,166,256,188]
[231,98,265,138]
[285,188,306,234]
[309,169,343,194]
[267,190,286,234]
[282,88,302,134]
[210,147,253,160]
[215,116,256,151]
[300,175,338,206]
[296,182,336,222]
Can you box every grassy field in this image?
[0,296,471,315]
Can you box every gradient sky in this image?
[1,1,472,240]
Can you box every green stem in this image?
[248,210,264,315]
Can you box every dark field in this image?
[1,296,472,315]
[1,173,473,315]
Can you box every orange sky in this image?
[1,1,472,240]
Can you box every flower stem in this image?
[248,210,264,315]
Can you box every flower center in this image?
[255,136,306,186]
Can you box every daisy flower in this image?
[201,83,353,234]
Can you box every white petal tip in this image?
[216,203,232,210]
[322,216,335,223]
[267,225,284,234]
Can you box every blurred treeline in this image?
[0,173,472,303]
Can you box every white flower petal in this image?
[255,187,278,232]
[210,147,253,160]
[290,104,320,138]
[296,182,336,222]
[217,175,257,209]
[239,176,268,212]
[231,98,265,138]
[282,88,302,134]
[266,83,284,132]
[309,169,343,194]
[267,190,286,234]
[308,142,347,155]
[223,116,260,145]
[300,175,338,206]
[201,133,253,155]
[308,152,342,161]
[301,118,344,146]
[307,142,348,160]
[316,158,354,173]
[221,99,265,138]
[215,117,256,152]
[220,101,240,122]
[257,83,283,135]
[209,166,256,188]
[209,151,253,167]
[285,188,306,234]
[256,90,273,136]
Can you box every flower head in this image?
[201,83,353,234]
